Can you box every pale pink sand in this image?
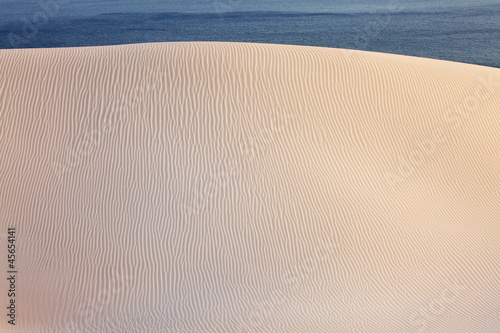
[0,42,498,332]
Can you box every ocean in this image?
[0,0,499,68]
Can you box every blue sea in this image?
[0,0,499,68]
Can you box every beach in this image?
[0,42,499,332]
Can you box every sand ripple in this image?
[0,42,499,332]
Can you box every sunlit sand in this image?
[0,42,498,332]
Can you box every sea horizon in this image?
[1,0,499,68]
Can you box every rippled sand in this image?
[0,42,498,332]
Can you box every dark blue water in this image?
[1,1,499,68]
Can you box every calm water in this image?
[0,0,499,68]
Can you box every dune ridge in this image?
[0,42,499,332]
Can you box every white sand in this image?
[0,42,498,332]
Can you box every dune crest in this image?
[0,42,499,332]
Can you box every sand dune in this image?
[0,42,499,332]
